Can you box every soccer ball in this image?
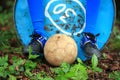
[44,34,78,66]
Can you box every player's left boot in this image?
[81,32,101,59]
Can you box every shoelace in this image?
[82,32,100,43]
[30,33,47,47]
[30,33,41,38]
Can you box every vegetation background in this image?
[0,0,120,80]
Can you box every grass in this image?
[109,71,120,80]
[0,54,92,80]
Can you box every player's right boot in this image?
[23,33,47,55]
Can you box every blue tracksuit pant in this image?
[27,0,100,37]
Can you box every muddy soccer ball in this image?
[44,34,78,66]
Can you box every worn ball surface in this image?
[44,34,78,66]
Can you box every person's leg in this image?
[81,0,101,59]
[86,0,100,33]
[27,0,46,37]
[23,0,47,54]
